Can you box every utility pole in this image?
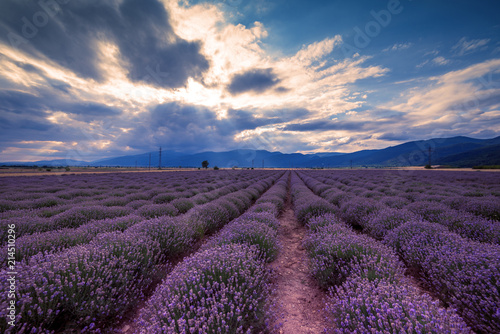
[428,146,432,167]
[149,153,151,171]
[350,160,353,169]
[159,147,162,170]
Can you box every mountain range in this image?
[2,136,500,168]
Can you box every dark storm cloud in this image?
[378,132,413,141]
[0,90,120,118]
[67,103,121,116]
[228,68,280,94]
[150,103,264,137]
[46,79,72,93]
[0,0,209,88]
[133,102,314,153]
[0,90,46,115]
[142,102,226,152]
[283,119,366,132]
[217,109,273,135]
[150,103,311,137]
[0,90,122,150]
[0,91,124,158]
[12,61,40,73]
[151,102,217,130]
[0,91,55,144]
[274,86,290,93]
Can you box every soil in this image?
[268,193,329,333]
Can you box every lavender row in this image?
[135,244,270,333]
[0,172,234,213]
[299,170,500,332]
[134,173,288,333]
[1,231,163,333]
[0,177,265,264]
[385,221,500,333]
[0,183,270,332]
[290,173,471,333]
[200,172,288,262]
[0,170,268,223]
[0,172,283,333]
[290,173,336,225]
[299,171,500,244]
[0,170,248,212]
[0,172,276,247]
[302,169,500,221]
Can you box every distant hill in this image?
[0,159,88,167]
[1,136,499,168]
[90,149,338,168]
[303,136,500,168]
[436,143,500,167]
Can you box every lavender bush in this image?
[325,276,472,334]
[0,231,162,333]
[137,203,179,218]
[170,198,194,214]
[304,223,405,289]
[364,207,423,240]
[238,212,281,229]
[203,220,279,262]
[247,202,279,217]
[385,221,500,332]
[338,198,386,228]
[136,244,270,333]
[126,216,194,258]
[51,205,132,228]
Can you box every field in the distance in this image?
[1,169,499,333]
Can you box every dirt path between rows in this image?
[269,190,328,333]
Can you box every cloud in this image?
[0,0,395,159]
[282,119,366,132]
[416,60,429,68]
[377,132,413,141]
[227,68,280,94]
[294,37,342,64]
[417,56,450,68]
[0,88,129,162]
[383,42,412,52]
[66,103,122,116]
[382,58,500,141]
[432,56,450,66]
[0,90,46,115]
[0,0,208,88]
[452,37,490,56]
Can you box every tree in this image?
[202,160,209,169]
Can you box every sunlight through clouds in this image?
[0,0,499,161]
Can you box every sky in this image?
[0,0,499,162]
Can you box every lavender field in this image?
[1,169,499,333]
